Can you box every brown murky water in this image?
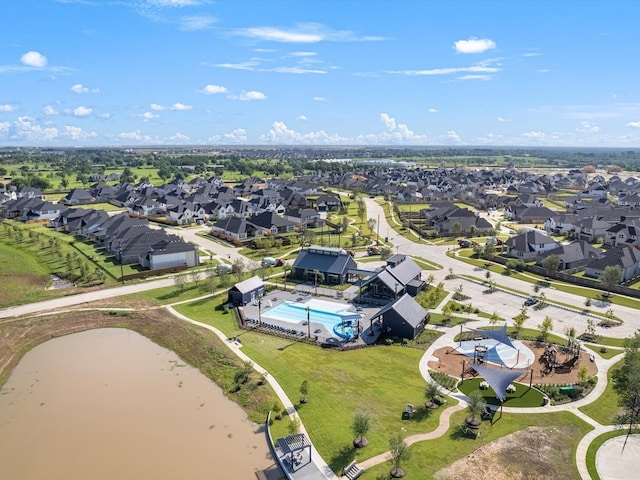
[0,328,276,479]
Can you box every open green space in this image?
[174,296,450,473]
[458,377,547,407]
[579,358,624,425]
[585,429,640,480]
[364,410,592,479]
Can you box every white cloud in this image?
[313,96,326,102]
[180,15,217,31]
[387,64,500,77]
[428,108,438,113]
[522,131,546,140]
[233,90,266,101]
[97,112,111,119]
[198,84,228,95]
[523,52,542,57]
[12,116,59,141]
[43,105,59,116]
[289,51,317,57]
[64,125,97,140]
[170,102,192,110]
[20,51,48,68]
[70,83,100,94]
[626,121,640,128]
[447,130,461,142]
[150,103,166,110]
[297,115,307,121]
[577,121,600,133]
[0,104,18,112]
[214,60,260,71]
[233,23,385,44]
[497,116,511,122]
[135,111,160,121]
[208,128,248,143]
[0,121,9,134]
[261,121,347,144]
[272,66,326,74]
[456,74,492,81]
[118,130,142,141]
[454,37,496,54]
[168,132,190,142]
[73,106,93,117]
[148,0,203,6]
[377,113,428,143]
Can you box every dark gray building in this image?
[372,293,429,339]
[361,254,425,299]
[228,276,265,306]
[291,246,357,284]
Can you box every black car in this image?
[523,297,538,306]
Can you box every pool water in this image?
[262,299,362,339]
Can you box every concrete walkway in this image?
[165,305,337,479]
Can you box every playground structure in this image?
[540,343,581,375]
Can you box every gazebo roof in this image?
[468,363,528,402]
[277,433,311,456]
[468,325,517,350]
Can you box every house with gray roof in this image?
[361,254,425,299]
[291,246,357,285]
[535,241,603,271]
[585,245,640,282]
[505,230,560,259]
[371,293,429,340]
[227,276,265,306]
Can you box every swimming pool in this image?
[262,299,362,340]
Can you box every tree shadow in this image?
[328,444,357,474]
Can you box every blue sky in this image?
[1,0,640,147]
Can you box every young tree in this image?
[188,270,201,287]
[612,332,640,438]
[489,310,500,325]
[351,411,371,448]
[541,254,561,274]
[299,380,309,404]
[539,316,553,341]
[388,434,411,478]
[425,380,441,409]
[466,390,486,426]
[174,273,187,292]
[232,257,246,282]
[601,265,622,293]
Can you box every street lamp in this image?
[119,246,124,284]
[306,305,311,339]
[258,295,263,326]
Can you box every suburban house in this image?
[142,240,199,270]
[584,245,640,282]
[247,211,297,235]
[62,188,95,206]
[291,246,357,285]
[544,213,580,236]
[535,241,603,271]
[361,254,425,300]
[370,293,429,340]
[505,230,560,259]
[574,217,611,242]
[314,194,343,212]
[227,276,265,306]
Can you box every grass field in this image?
[579,358,624,425]
[175,296,448,473]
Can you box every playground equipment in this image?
[540,343,580,375]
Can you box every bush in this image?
[430,370,458,391]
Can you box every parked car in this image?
[523,297,539,306]
[216,264,232,274]
[261,257,277,267]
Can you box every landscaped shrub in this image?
[429,370,458,391]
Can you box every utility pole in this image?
[119,247,124,284]
[377,214,380,246]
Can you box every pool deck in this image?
[242,289,383,347]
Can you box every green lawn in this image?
[585,429,640,480]
[174,296,449,473]
[458,377,546,407]
[579,358,624,425]
[363,410,592,479]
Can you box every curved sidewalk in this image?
[165,305,337,479]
